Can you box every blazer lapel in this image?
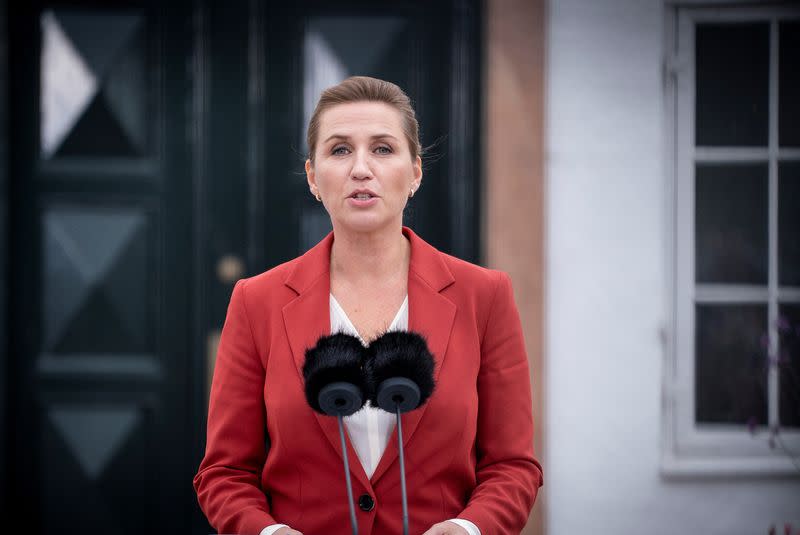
[282,231,372,491]
[370,227,456,484]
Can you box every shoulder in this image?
[436,250,510,301]
[438,250,502,281]
[406,226,510,301]
[243,256,298,287]
[430,249,518,338]
[233,255,305,304]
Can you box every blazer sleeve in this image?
[459,271,544,534]
[193,279,277,534]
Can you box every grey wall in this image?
[546,1,800,534]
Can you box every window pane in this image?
[695,23,769,147]
[779,304,800,429]
[695,304,767,425]
[695,163,768,284]
[779,21,800,147]
[779,161,800,286]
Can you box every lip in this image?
[347,195,379,208]
[346,188,380,208]
[347,188,379,199]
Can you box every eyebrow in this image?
[322,133,400,144]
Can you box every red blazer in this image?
[194,227,543,535]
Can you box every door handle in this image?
[216,254,244,284]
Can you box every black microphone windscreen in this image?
[303,333,367,415]
[366,331,436,408]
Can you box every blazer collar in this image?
[281,226,456,487]
[282,226,455,295]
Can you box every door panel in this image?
[8,1,193,533]
[260,1,480,267]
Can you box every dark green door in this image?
[4,0,480,533]
[258,0,481,267]
[7,1,198,533]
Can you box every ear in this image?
[305,159,317,191]
[411,155,422,191]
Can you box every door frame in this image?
[485,1,546,534]
[0,0,8,517]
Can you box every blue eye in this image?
[375,145,392,155]
[332,146,350,155]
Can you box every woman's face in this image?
[305,101,422,235]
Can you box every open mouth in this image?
[350,191,377,200]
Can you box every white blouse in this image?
[333,293,407,478]
[261,295,479,535]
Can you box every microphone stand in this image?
[303,336,367,535]
[337,413,359,535]
[376,377,423,535]
[395,404,409,535]
[368,332,435,535]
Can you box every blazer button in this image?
[358,493,375,512]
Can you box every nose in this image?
[350,149,373,180]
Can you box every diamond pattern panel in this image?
[40,9,147,159]
[55,12,142,78]
[302,16,408,152]
[49,406,140,479]
[55,92,140,157]
[42,404,148,534]
[311,17,406,76]
[43,206,150,354]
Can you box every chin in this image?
[336,214,397,235]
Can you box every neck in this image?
[330,222,410,284]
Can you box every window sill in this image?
[661,451,800,478]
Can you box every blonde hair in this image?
[306,76,421,162]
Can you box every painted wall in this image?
[544,1,800,534]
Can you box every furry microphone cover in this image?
[365,331,436,408]
[303,333,368,414]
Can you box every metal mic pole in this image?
[369,332,436,535]
[304,335,367,535]
[395,404,409,535]
[337,414,359,535]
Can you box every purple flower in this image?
[776,316,791,332]
[747,416,758,434]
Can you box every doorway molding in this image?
[485,1,546,534]
[0,0,8,515]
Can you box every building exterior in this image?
[0,1,798,534]
[545,1,800,533]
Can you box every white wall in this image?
[544,1,800,534]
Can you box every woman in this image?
[194,76,543,535]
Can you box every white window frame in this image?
[663,1,800,477]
